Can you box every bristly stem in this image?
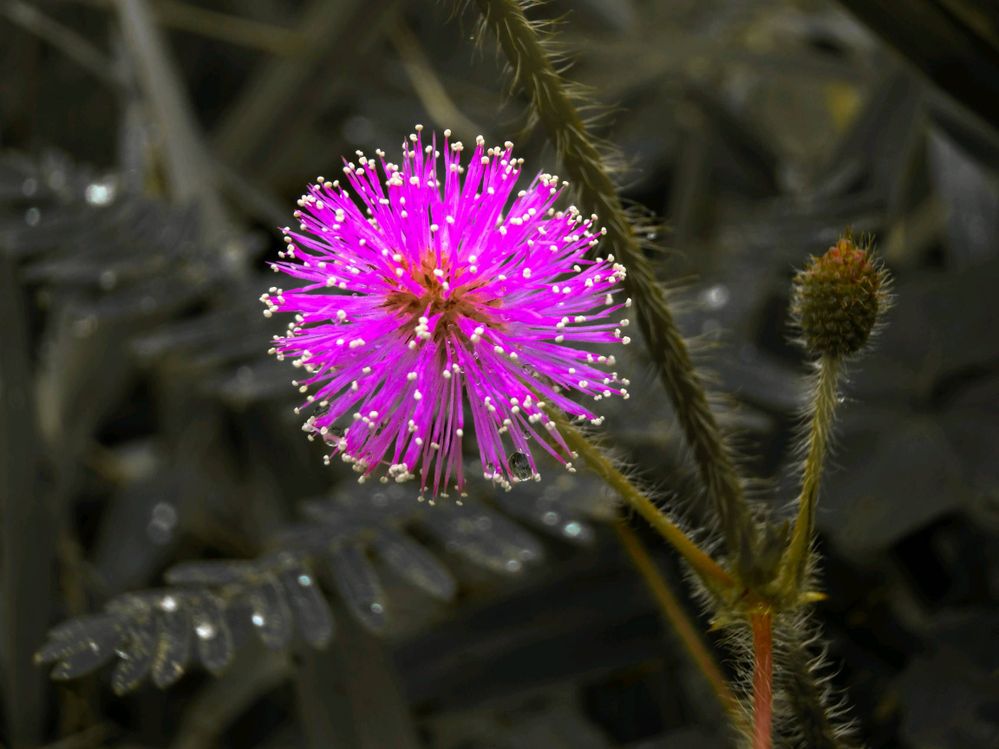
[473,0,755,569]
[780,355,841,598]
[556,418,735,593]
[782,628,861,749]
[615,521,742,723]
[751,610,774,749]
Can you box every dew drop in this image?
[195,622,216,640]
[509,451,532,480]
[85,180,116,206]
[699,284,730,311]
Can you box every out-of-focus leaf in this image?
[327,543,387,632]
[49,644,120,682]
[36,614,124,680]
[420,504,545,575]
[491,474,606,545]
[246,575,294,650]
[166,560,255,587]
[39,614,119,653]
[188,593,234,675]
[110,611,158,696]
[277,565,335,649]
[151,602,192,689]
[370,528,457,601]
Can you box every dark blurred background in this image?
[1,1,997,747]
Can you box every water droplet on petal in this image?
[509,451,532,480]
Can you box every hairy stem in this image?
[615,521,742,723]
[781,625,861,749]
[780,355,841,597]
[473,0,754,567]
[556,418,734,593]
[751,611,774,749]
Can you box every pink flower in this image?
[263,127,630,498]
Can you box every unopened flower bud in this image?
[792,235,886,358]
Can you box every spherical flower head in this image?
[262,127,631,498]
[792,234,887,358]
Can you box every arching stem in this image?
[556,417,735,594]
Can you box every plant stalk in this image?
[557,419,734,593]
[473,0,755,568]
[751,610,774,749]
[780,355,841,597]
[615,521,742,723]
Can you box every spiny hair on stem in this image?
[470,0,630,187]
[773,615,863,749]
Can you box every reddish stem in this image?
[751,611,774,749]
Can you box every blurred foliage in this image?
[1,0,997,747]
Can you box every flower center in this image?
[384,252,498,341]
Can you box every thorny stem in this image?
[615,522,742,723]
[473,0,756,569]
[779,355,841,598]
[751,610,774,749]
[556,418,735,593]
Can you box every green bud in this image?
[792,236,886,358]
